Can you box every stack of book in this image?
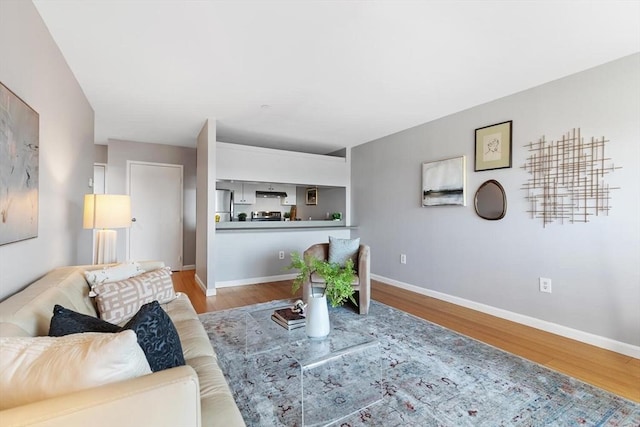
[271,307,306,330]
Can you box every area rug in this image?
[199,299,640,426]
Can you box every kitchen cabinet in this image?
[234,183,257,204]
[217,182,256,204]
[280,185,297,206]
[256,183,277,192]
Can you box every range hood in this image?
[255,191,288,198]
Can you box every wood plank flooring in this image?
[172,270,640,403]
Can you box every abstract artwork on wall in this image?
[522,128,619,227]
[0,82,39,245]
[422,156,466,207]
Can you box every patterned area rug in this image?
[199,299,640,426]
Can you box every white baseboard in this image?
[216,273,296,288]
[194,273,216,296]
[372,274,640,359]
[181,264,195,271]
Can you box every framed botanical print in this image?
[475,120,512,171]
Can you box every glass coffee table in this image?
[246,305,382,426]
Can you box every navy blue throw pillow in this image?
[49,304,120,336]
[123,301,185,372]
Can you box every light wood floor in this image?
[172,270,640,402]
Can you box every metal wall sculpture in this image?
[522,128,619,227]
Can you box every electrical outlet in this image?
[539,277,552,293]
[278,251,285,260]
[400,254,407,264]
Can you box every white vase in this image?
[305,294,330,338]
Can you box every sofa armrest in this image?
[0,365,201,427]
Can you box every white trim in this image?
[195,273,216,296]
[181,264,195,271]
[372,274,640,359]
[216,273,297,288]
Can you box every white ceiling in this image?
[33,1,640,155]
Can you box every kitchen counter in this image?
[216,220,354,232]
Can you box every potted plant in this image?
[331,212,342,221]
[237,212,247,221]
[288,253,356,307]
[287,252,356,337]
[283,212,291,221]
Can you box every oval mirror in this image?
[475,180,506,220]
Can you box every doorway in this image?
[127,161,183,270]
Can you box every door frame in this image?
[125,160,184,269]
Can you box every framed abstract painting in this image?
[422,156,466,207]
[0,82,39,245]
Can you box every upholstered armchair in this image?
[302,243,371,315]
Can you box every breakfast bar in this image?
[214,222,355,287]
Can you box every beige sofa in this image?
[0,261,245,427]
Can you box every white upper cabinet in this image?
[217,181,256,204]
[234,183,257,205]
[280,185,297,206]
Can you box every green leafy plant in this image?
[237,212,247,221]
[287,252,357,307]
[331,212,342,220]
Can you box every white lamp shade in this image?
[83,194,131,229]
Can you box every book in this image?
[271,314,305,330]
[273,308,306,325]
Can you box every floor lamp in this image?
[83,194,131,264]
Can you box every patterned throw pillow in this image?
[49,304,120,336]
[48,302,185,373]
[0,331,151,410]
[92,267,176,324]
[123,301,186,372]
[328,236,360,267]
[84,261,145,288]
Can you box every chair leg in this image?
[358,290,369,315]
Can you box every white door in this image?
[128,161,183,270]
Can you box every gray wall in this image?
[94,144,107,164]
[0,1,95,300]
[295,187,346,220]
[106,139,197,266]
[352,54,640,346]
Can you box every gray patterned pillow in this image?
[328,236,360,266]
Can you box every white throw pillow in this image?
[84,261,145,288]
[0,330,151,410]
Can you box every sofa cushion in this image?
[123,301,186,372]
[92,267,176,324]
[0,330,151,410]
[84,261,146,288]
[328,236,360,266]
[49,304,121,336]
